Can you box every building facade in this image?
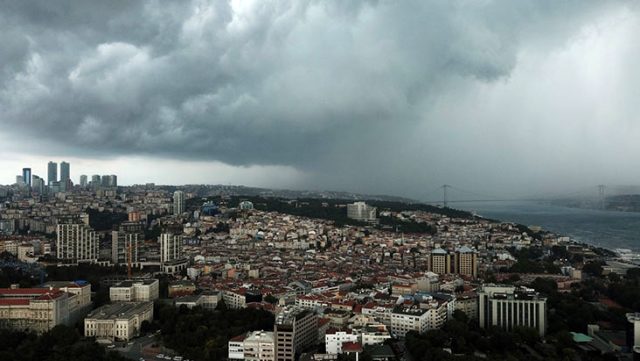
[0,287,70,333]
[173,191,185,215]
[84,302,153,342]
[478,284,547,336]
[110,279,159,302]
[56,222,98,264]
[274,307,318,361]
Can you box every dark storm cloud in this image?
[0,0,638,196]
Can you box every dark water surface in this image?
[455,201,640,252]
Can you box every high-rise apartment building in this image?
[79,175,88,187]
[346,202,377,222]
[173,190,185,215]
[453,246,478,278]
[112,231,139,266]
[56,221,98,264]
[47,161,58,185]
[22,168,32,187]
[428,248,451,275]
[478,284,547,336]
[160,233,183,264]
[274,306,318,361]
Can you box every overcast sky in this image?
[1,0,639,200]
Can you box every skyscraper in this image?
[79,175,88,187]
[91,175,101,188]
[22,168,32,187]
[173,191,185,215]
[32,175,45,193]
[60,161,70,188]
[47,161,57,186]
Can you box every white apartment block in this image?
[110,279,159,302]
[390,307,429,337]
[160,233,183,264]
[223,290,246,310]
[228,331,276,361]
[325,331,358,354]
[346,202,377,222]
[56,222,99,264]
[478,284,547,336]
[84,302,153,342]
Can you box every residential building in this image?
[173,190,185,215]
[56,221,98,264]
[326,330,358,354]
[111,231,139,265]
[390,307,429,338]
[346,202,377,222]
[453,246,478,278]
[428,248,451,275]
[160,233,183,264]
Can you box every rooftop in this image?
[86,302,152,320]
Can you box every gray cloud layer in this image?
[1,0,639,197]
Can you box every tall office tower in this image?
[100,175,118,187]
[160,233,183,265]
[453,246,478,278]
[56,220,99,264]
[428,248,452,275]
[91,175,101,188]
[79,175,88,187]
[60,161,70,190]
[274,306,318,361]
[173,191,185,215]
[22,168,32,187]
[47,161,58,185]
[16,175,24,185]
[478,284,547,336]
[32,175,45,194]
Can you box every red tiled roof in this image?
[0,299,30,306]
[342,342,362,352]
[0,288,51,295]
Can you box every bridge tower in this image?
[442,184,450,208]
[598,185,606,209]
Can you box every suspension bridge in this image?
[422,184,616,208]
